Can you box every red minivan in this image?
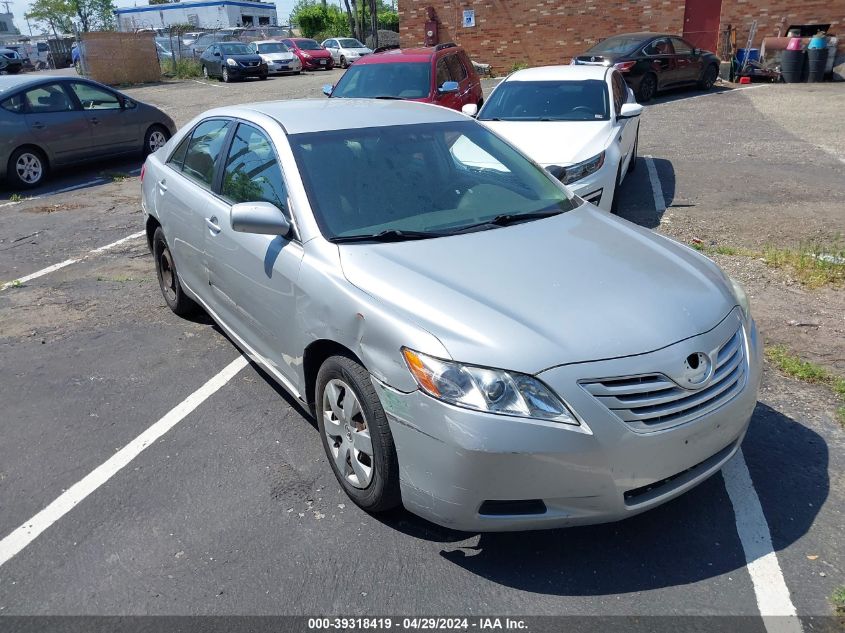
[281,38,334,71]
[325,43,484,111]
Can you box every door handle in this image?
[90,117,100,125]
[31,121,45,129]
[157,179,167,192]
[206,216,221,233]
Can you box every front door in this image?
[21,82,92,165]
[433,56,461,110]
[671,37,705,84]
[67,81,137,153]
[205,121,304,386]
[683,0,723,54]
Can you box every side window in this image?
[435,58,451,87]
[69,82,121,110]
[23,83,75,113]
[610,72,624,113]
[221,123,289,215]
[445,54,467,82]
[671,38,693,55]
[180,119,232,188]
[167,134,191,169]
[0,93,24,113]
[643,38,671,56]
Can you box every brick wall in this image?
[398,0,845,73]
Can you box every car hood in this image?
[300,49,332,57]
[338,206,736,374]
[343,47,372,54]
[261,52,296,61]
[225,54,263,63]
[481,119,613,165]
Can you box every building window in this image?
[187,13,199,25]
[258,16,270,25]
[0,21,8,32]
[241,14,254,25]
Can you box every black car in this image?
[200,43,267,82]
[573,33,720,102]
[0,48,23,75]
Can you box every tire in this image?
[316,355,401,513]
[340,55,347,69]
[259,71,268,80]
[698,64,718,90]
[609,162,624,215]
[222,67,230,83]
[143,125,170,156]
[74,60,82,75]
[637,73,657,102]
[7,66,20,74]
[8,147,47,189]
[152,227,197,317]
[626,129,638,175]
[202,65,209,79]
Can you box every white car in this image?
[248,40,302,75]
[464,65,642,213]
[321,37,372,68]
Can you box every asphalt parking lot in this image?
[0,71,843,628]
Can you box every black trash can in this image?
[781,49,806,83]
[807,47,828,82]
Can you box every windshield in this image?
[155,39,172,51]
[289,121,578,241]
[338,38,365,48]
[479,80,609,121]
[586,35,647,55]
[297,39,322,50]
[220,43,252,55]
[331,62,430,99]
[257,42,289,53]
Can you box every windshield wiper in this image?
[331,229,447,243]
[444,209,565,234]
[373,95,405,100]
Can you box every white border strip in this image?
[1,231,146,291]
[644,155,666,214]
[723,450,803,632]
[0,355,249,568]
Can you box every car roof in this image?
[210,99,466,135]
[0,75,78,95]
[251,39,284,45]
[506,65,609,82]
[355,46,440,64]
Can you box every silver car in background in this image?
[141,100,761,531]
[248,40,302,75]
[321,37,372,68]
[1,75,176,188]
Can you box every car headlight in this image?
[728,276,751,319]
[225,58,237,66]
[401,348,578,425]
[554,152,606,185]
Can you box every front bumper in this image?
[373,310,762,532]
[228,63,266,77]
[267,59,301,73]
[302,57,333,70]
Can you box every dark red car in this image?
[325,42,483,111]
[281,38,334,71]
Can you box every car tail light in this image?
[614,61,636,72]
[140,164,145,183]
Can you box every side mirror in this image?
[322,84,333,97]
[461,103,478,117]
[618,103,644,119]
[438,80,459,94]
[692,48,701,56]
[122,98,136,109]
[231,201,292,237]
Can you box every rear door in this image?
[21,82,92,165]
[157,118,234,297]
[67,81,137,154]
[205,121,304,385]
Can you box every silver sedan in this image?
[0,75,175,189]
[141,99,761,531]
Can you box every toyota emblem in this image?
[682,352,712,387]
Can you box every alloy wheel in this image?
[322,378,374,489]
[148,130,167,153]
[15,152,42,185]
[202,66,208,79]
[157,246,177,303]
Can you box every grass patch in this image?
[97,275,136,283]
[509,61,529,73]
[832,586,845,614]
[101,172,129,183]
[690,239,844,288]
[7,279,23,288]
[766,344,845,425]
[161,58,203,79]
[9,193,24,203]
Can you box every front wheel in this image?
[609,162,624,215]
[153,227,198,317]
[340,55,347,68]
[698,64,718,90]
[259,71,268,80]
[626,130,638,175]
[222,67,230,83]
[316,355,401,512]
[202,65,209,79]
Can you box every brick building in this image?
[398,0,845,72]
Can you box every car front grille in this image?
[581,326,747,431]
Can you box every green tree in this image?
[26,0,117,32]
[26,0,74,34]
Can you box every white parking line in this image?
[723,450,803,633]
[643,155,666,213]
[0,355,249,568]
[1,231,147,291]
